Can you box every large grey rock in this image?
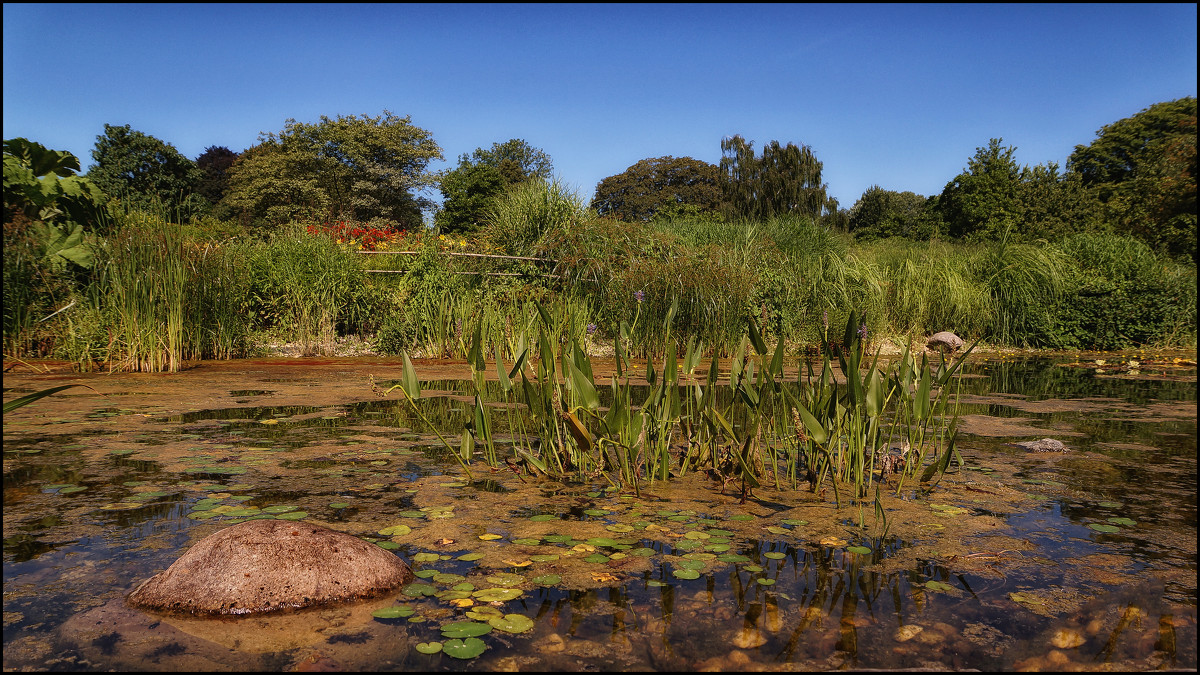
[926,331,964,352]
[127,519,412,616]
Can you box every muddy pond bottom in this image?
[2,353,1196,671]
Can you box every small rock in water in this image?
[732,625,767,649]
[894,624,924,642]
[1016,438,1068,453]
[1049,627,1085,649]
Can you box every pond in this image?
[2,351,1196,671]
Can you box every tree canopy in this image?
[719,135,831,222]
[847,186,935,241]
[459,138,554,184]
[195,145,239,207]
[437,139,555,233]
[1067,97,1196,259]
[591,156,724,222]
[86,124,202,216]
[222,111,442,227]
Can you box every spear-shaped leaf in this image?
[401,353,421,400]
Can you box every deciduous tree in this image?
[222,111,442,227]
[719,135,829,222]
[195,145,239,207]
[591,156,724,222]
[86,124,202,217]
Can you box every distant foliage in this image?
[591,156,724,222]
[720,135,833,222]
[437,139,554,235]
[222,111,442,227]
[848,186,937,241]
[87,124,202,217]
[195,146,239,207]
[1068,97,1197,261]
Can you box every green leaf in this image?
[440,621,492,639]
[488,613,535,634]
[401,353,421,400]
[4,384,96,414]
[442,637,486,659]
[414,641,443,655]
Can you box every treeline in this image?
[2,98,1195,369]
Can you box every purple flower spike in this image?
[857,323,868,341]
[586,323,597,335]
[634,291,644,303]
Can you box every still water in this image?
[2,352,1195,671]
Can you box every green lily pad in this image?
[329,502,350,509]
[675,559,705,570]
[403,583,437,597]
[436,590,471,600]
[511,538,542,546]
[440,620,492,638]
[433,573,466,585]
[442,637,486,659]
[528,514,558,521]
[683,530,710,540]
[412,552,441,563]
[532,574,562,586]
[376,541,400,549]
[472,588,523,602]
[756,578,776,585]
[488,613,535,634]
[59,486,88,494]
[846,546,872,555]
[379,524,412,536]
[583,553,610,564]
[414,569,438,578]
[765,526,789,535]
[925,581,954,592]
[606,524,634,533]
[414,641,443,655]
[1106,517,1136,527]
[543,535,573,543]
[457,552,485,562]
[485,572,523,586]
[672,569,700,579]
[763,551,787,560]
[780,519,808,526]
[1088,523,1121,533]
[743,564,763,573]
[707,544,731,553]
[466,606,503,620]
[583,509,611,516]
[718,553,751,563]
[629,547,657,557]
[398,510,426,518]
[372,605,415,619]
[275,511,307,520]
[585,537,619,547]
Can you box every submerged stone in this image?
[126,519,412,616]
[1016,438,1068,453]
[926,331,964,352]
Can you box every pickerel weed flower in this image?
[586,323,597,335]
[858,323,868,341]
[634,291,644,303]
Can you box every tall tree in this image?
[434,164,506,234]
[460,138,554,184]
[1068,97,1196,259]
[591,156,724,222]
[86,124,202,216]
[848,186,935,241]
[222,111,442,227]
[935,138,1025,240]
[195,145,239,206]
[719,135,829,222]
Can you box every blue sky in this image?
[4,3,1196,211]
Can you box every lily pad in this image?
[478,533,503,541]
[763,551,787,560]
[275,511,307,521]
[372,605,416,619]
[780,519,808,526]
[846,546,872,555]
[457,552,485,562]
[412,552,441,563]
[440,620,492,638]
[403,583,438,597]
[756,578,776,585]
[1106,517,1136,527]
[528,514,558,522]
[672,569,700,579]
[1088,523,1121,533]
[442,637,486,659]
[488,613,535,634]
[583,553,610,564]
[925,581,954,592]
[414,641,443,655]
[485,572,523,586]
[511,538,542,546]
[472,587,523,602]
[532,574,562,586]
[675,559,705,570]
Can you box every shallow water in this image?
[2,352,1196,671]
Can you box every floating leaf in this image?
[485,572,523,586]
[372,606,415,619]
[275,511,307,520]
[511,538,541,546]
[676,559,705,570]
[756,578,776,586]
[583,509,610,516]
[1106,517,1136,527]
[412,552,441,563]
[472,587,523,602]
[375,541,400,550]
[466,606,503,620]
[528,514,558,522]
[457,553,485,562]
[718,553,751,563]
[478,533,503,541]
[488,613,535,634]
[846,546,872,555]
[414,641,442,655]
[329,502,350,509]
[683,530,710,540]
[606,524,634,533]
[442,637,486,659]
[780,519,808,527]
[414,570,438,579]
[440,621,492,638]
[379,524,412,536]
[672,569,700,579]
[584,553,610,564]
[763,551,786,560]
[433,573,467,585]
[765,526,789,535]
[403,583,437,597]
[1088,523,1121,533]
[532,574,562,586]
[925,581,954,592]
